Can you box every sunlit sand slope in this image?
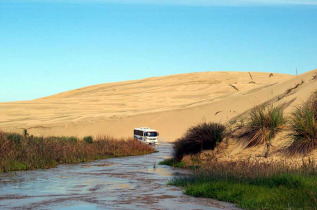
[2,70,316,141]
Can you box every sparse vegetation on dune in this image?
[288,92,317,155]
[0,131,154,173]
[161,91,317,209]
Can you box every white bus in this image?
[134,127,159,144]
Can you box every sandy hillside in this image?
[1,70,316,141]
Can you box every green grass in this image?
[0,131,155,173]
[162,155,317,209]
[159,159,186,168]
[169,173,317,209]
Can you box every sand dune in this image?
[1,70,316,142]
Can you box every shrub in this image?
[172,122,226,162]
[23,129,28,137]
[246,105,285,147]
[83,136,93,144]
[288,92,317,154]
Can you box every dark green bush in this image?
[51,136,78,143]
[7,133,23,144]
[172,122,226,162]
[83,136,93,144]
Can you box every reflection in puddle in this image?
[146,167,173,177]
[119,184,132,188]
[0,143,238,210]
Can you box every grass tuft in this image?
[288,92,317,154]
[245,106,285,148]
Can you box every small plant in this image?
[83,136,93,144]
[248,72,254,81]
[288,92,317,154]
[23,129,28,137]
[246,106,285,149]
[172,122,226,162]
[238,119,245,128]
[248,72,255,83]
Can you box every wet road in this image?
[0,143,238,209]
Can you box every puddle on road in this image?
[0,143,239,210]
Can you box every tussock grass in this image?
[172,122,226,162]
[245,106,285,148]
[288,92,317,154]
[0,131,154,173]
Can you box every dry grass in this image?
[0,131,154,173]
[200,157,317,180]
[286,80,304,95]
[229,84,239,91]
[277,80,304,101]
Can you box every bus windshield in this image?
[146,132,158,137]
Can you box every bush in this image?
[246,105,285,147]
[288,92,317,154]
[83,136,93,144]
[172,122,226,162]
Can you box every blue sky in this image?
[0,1,316,102]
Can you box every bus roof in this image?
[134,127,157,132]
